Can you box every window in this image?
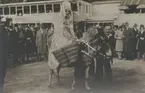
[71,3,77,12]
[10,7,16,15]
[31,5,37,14]
[24,6,30,14]
[4,7,9,15]
[0,8,3,15]
[142,9,145,13]
[46,4,52,13]
[38,5,45,13]
[17,6,23,16]
[86,5,88,13]
[79,3,82,12]
[54,4,60,12]
[88,5,90,13]
[83,4,85,13]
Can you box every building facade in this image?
[1,0,145,27]
[116,0,145,27]
[86,0,121,26]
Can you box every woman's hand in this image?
[140,37,144,40]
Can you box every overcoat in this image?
[131,28,139,51]
[115,30,123,52]
[24,28,33,53]
[36,28,47,54]
[0,22,8,93]
[18,28,25,54]
[123,28,133,54]
[138,31,145,52]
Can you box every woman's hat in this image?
[0,15,3,18]
[140,24,144,28]
[133,23,137,27]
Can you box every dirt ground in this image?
[4,59,145,93]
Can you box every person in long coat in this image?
[30,25,37,57]
[131,23,139,59]
[18,25,25,63]
[95,28,112,82]
[115,26,124,60]
[137,25,145,60]
[10,25,19,65]
[24,25,33,62]
[0,17,8,93]
[36,24,47,61]
[123,22,134,60]
[107,26,116,51]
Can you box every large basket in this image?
[52,42,80,67]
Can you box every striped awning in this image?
[121,0,142,6]
[137,0,145,8]
[137,4,145,9]
[139,0,145,4]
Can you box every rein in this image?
[79,40,111,59]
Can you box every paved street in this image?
[4,59,145,93]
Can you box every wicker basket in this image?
[52,42,80,67]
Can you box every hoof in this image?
[48,84,52,88]
[71,86,75,90]
[57,79,60,84]
[86,88,93,93]
[85,84,91,90]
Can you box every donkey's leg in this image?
[56,65,61,83]
[48,70,54,88]
[71,77,76,90]
[85,66,91,90]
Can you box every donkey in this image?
[48,36,112,89]
[48,40,96,89]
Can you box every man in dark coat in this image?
[5,24,19,66]
[18,25,25,63]
[123,22,134,60]
[11,25,19,65]
[0,17,8,93]
[105,26,116,56]
[95,26,112,82]
[131,23,139,59]
[24,25,33,62]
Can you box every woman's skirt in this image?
[115,39,123,52]
[48,33,72,70]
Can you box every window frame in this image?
[4,6,9,15]
[10,6,16,15]
[86,5,88,13]
[24,5,30,14]
[31,5,37,14]
[0,7,3,15]
[71,2,78,12]
[53,3,60,13]
[46,4,53,13]
[16,6,23,16]
[38,4,45,13]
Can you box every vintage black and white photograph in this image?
[0,0,145,93]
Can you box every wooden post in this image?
[140,9,142,13]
